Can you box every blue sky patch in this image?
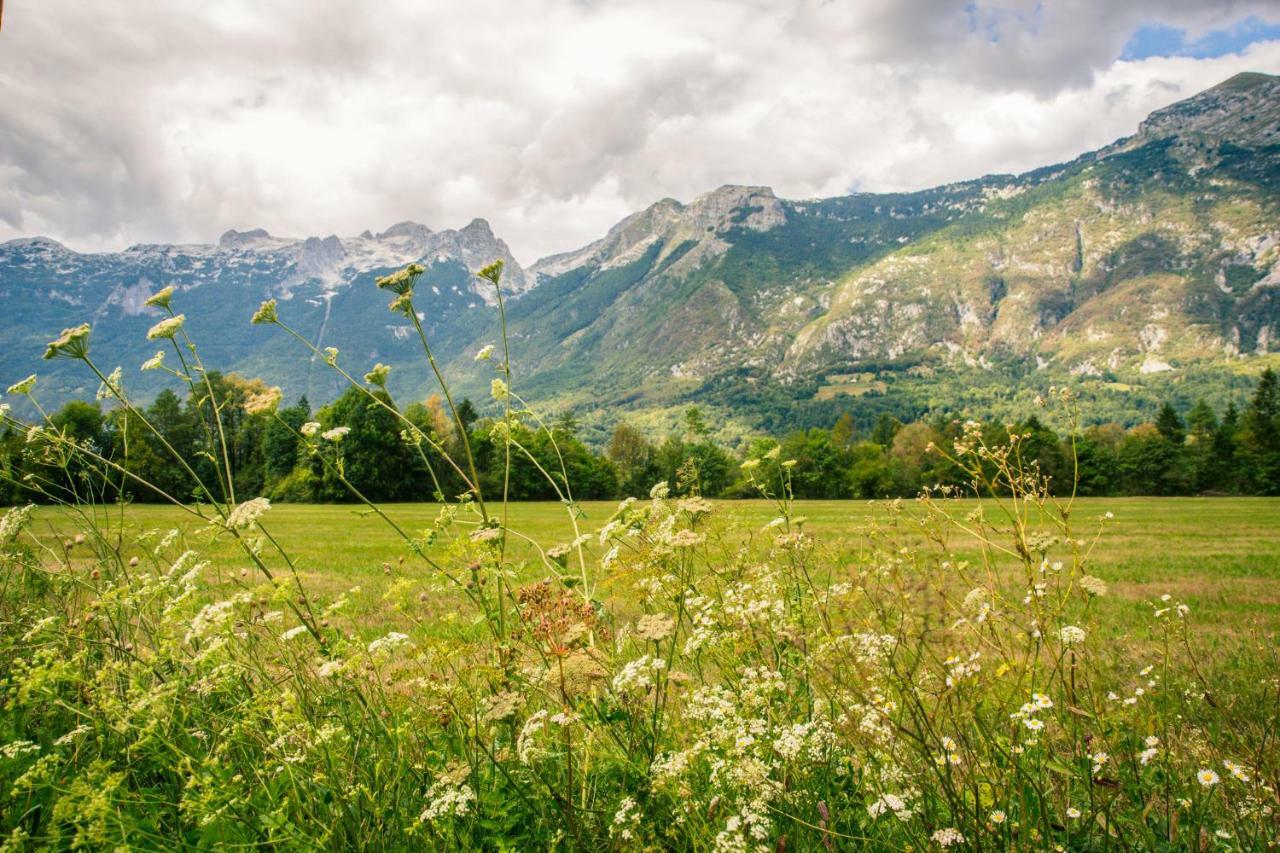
[1122,15,1280,61]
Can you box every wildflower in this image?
[612,654,664,694]
[141,351,165,371]
[419,778,475,823]
[364,363,391,387]
[281,625,309,641]
[636,613,676,642]
[6,374,37,395]
[316,660,343,678]
[145,285,175,308]
[322,426,350,442]
[470,526,502,543]
[740,458,760,470]
[477,259,504,285]
[44,323,92,359]
[367,631,410,655]
[491,378,509,400]
[481,690,525,722]
[1139,747,1159,765]
[1091,751,1109,774]
[1198,769,1220,787]
[244,387,282,415]
[376,262,424,296]
[989,809,1007,824]
[1066,807,1081,820]
[649,481,670,499]
[95,366,123,401]
[669,530,705,548]
[1059,625,1086,645]
[474,344,495,361]
[1223,759,1251,782]
[932,828,965,847]
[323,346,339,365]
[300,421,321,437]
[146,315,185,341]
[610,796,640,841]
[1079,574,1108,596]
[226,497,271,529]
[251,298,277,324]
[1023,718,1045,732]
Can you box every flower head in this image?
[375,263,424,296]
[6,374,37,395]
[44,323,92,359]
[146,315,185,341]
[300,421,321,438]
[226,497,271,530]
[144,285,175,309]
[475,344,495,361]
[1059,625,1086,646]
[141,351,165,372]
[364,363,391,387]
[635,613,676,642]
[244,387,282,416]
[322,426,350,442]
[1079,575,1108,597]
[477,259,504,286]
[1197,769,1220,787]
[491,378,509,401]
[251,298,278,324]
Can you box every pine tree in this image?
[1241,368,1280,495]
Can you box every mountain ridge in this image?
[3,72,1278,442]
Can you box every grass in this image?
[27,497,1280,640]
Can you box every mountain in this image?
[2,72,1278,442]
[0,218,527,406]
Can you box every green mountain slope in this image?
[2,73,1278,443]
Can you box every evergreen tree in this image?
[1240,368,1280,495]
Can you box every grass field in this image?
[27,496,1280,642]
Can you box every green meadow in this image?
[28,496,1280,640]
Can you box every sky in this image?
[1,1,1279,264]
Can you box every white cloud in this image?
[0,0,1278,263]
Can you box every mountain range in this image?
[3,71,1279,444]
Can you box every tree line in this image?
[4,368,1280,505]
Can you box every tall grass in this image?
[0,264,1276,850]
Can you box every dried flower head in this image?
[44,323,92,360]
[146,315,185,341]
[1079,575,1108,597]
[244,387,283,416]
[635,613,676,642]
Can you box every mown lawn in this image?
[23,497,1280,643]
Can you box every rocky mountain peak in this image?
[1135,71,1280,148]
[218,228,273,249]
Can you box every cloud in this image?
[0,0,1278,263]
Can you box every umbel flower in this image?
[147,315,186,341]
[43,323,92,360]
[375,262,425,296]
[477,259,503,286]
[364,363,391,387]
[251,299,278,325]
[144,285,175,309]
[6,374,37,395]
[244,387,283,416]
